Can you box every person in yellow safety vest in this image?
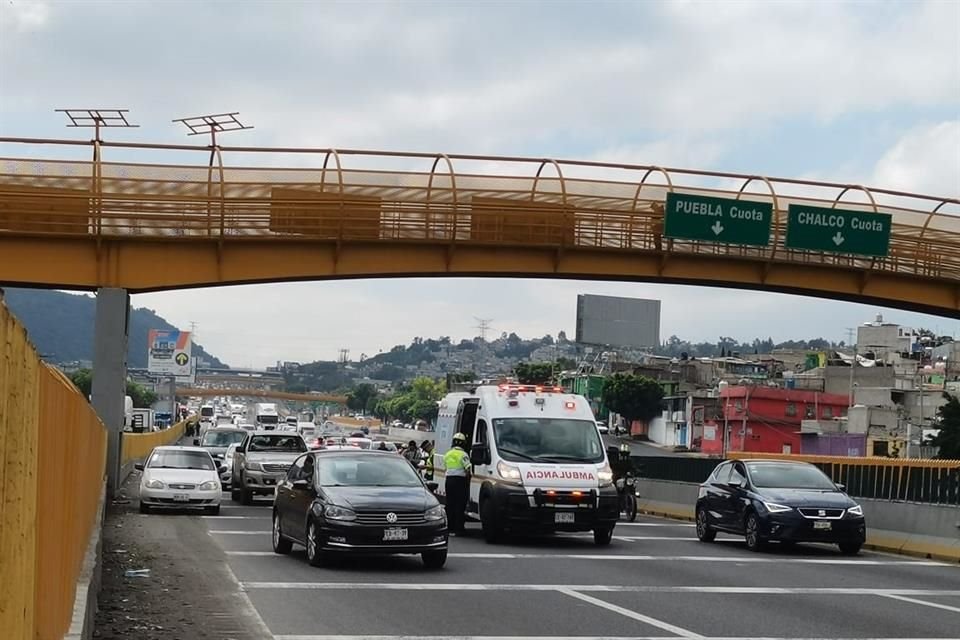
[443,432,471,535]
[421,440,435,481]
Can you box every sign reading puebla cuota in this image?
[664,192,772,247]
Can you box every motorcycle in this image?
[616,471,638,522]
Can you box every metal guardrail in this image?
[0,137,957,285]
[635,454,960,506]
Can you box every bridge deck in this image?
[1,139,957,314]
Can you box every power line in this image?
[474,317,493,341]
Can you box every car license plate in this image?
[383,527,408,541]
[555,511,575,524]
[813,520,832,530]
[173,494,190,502]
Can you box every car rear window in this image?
[249,435,307,452]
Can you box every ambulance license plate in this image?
[383,527,408,541]
[813,520,832,530]
[555,512,575,524]
[173,494,190,502]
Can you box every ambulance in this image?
[434,384,619,545]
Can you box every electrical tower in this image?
[474,317,493,341]
[338,349,350,364]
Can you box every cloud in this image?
[7,1,960,369]
[871,120,960,198]
[0,0,50,34]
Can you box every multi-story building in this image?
[701,385,850,456]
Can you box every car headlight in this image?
[597,463,614,487]
[497,461,522,483]
[245,462,262,471]
[847,504,863,516]
[145,479,165,489]
[198,481,220,491]
[762,501,793,513]
[324,504,357,521]
[425,505,445,521]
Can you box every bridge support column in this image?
[91,287,130,498]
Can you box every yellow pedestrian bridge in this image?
[0,137,957,315]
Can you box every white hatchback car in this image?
[137,446,222,515]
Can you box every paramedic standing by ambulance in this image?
[443,432,471,536]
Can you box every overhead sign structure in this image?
[664,193,772,247]
[786,204,892,257]
[147,329,192,376]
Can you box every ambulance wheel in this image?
[480,498,502,544]
[594,526,614,546]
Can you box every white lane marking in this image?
[241,583,960,596]
[273,637,960,640]
[201,515,269,520]
[558,588,703,639]
[221,549,275,638]
[616,522,695,527]
[209,530,271,535]
[884,593,960,614]
[223,551,946,566]
[615,536,699,541]
[271,637,960,640]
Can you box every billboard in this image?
[147,329,192,376]
[575,294,660,349]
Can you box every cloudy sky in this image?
[2,0,959,368]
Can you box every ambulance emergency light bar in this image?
[497,383,565,394]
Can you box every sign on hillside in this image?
[664,192,772,247]
[785,204,892,257]
[148,329,192,376]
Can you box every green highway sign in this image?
[785,204,892,257]
[664,192,772,246]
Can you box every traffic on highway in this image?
[129,390,960,640]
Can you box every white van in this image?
[434,384,618,545]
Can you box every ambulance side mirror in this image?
[470,444,490,466]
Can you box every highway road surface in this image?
[200,493,960,640]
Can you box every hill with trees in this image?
[1,288,226,368]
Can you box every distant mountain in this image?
[1,288,226,368]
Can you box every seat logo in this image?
[386,512,398,523]
[818,509,826,517]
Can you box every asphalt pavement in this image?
[192,491,960,640]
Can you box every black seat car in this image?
[695,459,866,554]
[271,449,448,568]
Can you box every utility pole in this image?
[846,328,858,410]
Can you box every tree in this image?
[126,381,158,408]
[514,362,555,385]
[68,369,156,407]
[346,383,377,413]
[601,373,664,426]
[931,394,960,459]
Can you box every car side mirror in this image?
[835,483,845,491]
[134,463,144,471]
[292,479,311,490]
[470,444,490,466]
[193,439,200,446]
[426,481,439,493]
[728,479,746,489]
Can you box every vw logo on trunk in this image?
[386,512,398,523]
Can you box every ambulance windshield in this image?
[492,418,604,464]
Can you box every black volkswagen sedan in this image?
[695,459,866,554]
[271,449,448,568]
